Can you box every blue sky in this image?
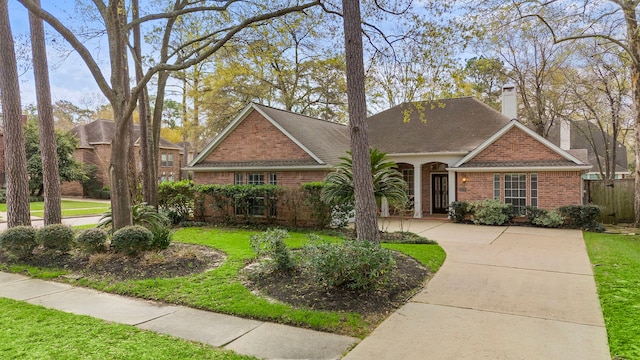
[8,0,108,108]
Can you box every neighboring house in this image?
[185,97,592,219]
[547,120,630,180]
[61,119,184,196]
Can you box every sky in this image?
[8,0,110,108]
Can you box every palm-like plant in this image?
[322,149,408,208]
[98,202,169,232]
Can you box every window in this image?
[248,173,264,185]
[168,172,174,181]
[235,173,244,185]
[504,173,527,215]
[402,168,414,196]
[269,173,277,185]
[493,174,500,200]
[161,153,174,167]
[530,173,538,207]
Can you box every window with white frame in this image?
[493,174,500,200]
[248,173,264,185]
[530,173,538,207]
[161,153,174,167]
[402,168,414,196]
[235,173,243,185]
[504,173,527,214]
[269,173,277,185]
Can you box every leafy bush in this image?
[75,228,108,253]
[559,205,604,232]
[0,226,37,258]
[469,199,513,226]
[250,228,295,272]
[0,188,6,203]
[159,180,196,224]
[303,236,396,290]
[149,225,173,250]
[302,182,332,227]
[331,202,354,228]
[111,225,153,256]
[98,203,169,232]
[531,209,565,228]
[448,201,469,223]
[36,224,74,252]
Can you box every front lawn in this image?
[0,298,254,359]
[0,200,110,217]
[1,227,445,338]
[584,232,640,360]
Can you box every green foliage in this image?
[0,226,38,258]
[0,188,6,204]
[559,205,604,232]
[469,199,513,226]
[110,225,153,256]
[36,224,75,252]
[249,228,296,273]
[448,201,470,223]
[24,119,86,196]
[149,225,174,251]
[525,206,565,228]
[158,179,196,224]
[303,235,396,290]
[322,149,408,209]
[81,165,110,199]
[198,184,280,223]
[75,228,108,254]
[98,203,169,232]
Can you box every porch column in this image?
[448,170,456,209]
[413,163,422,218]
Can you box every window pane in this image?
[504,173,527,215]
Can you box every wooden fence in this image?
[584,179,635,224]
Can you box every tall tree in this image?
[28,0,61,225]
[342,0,379,242]
[0,0,31,227]
[19,0,322,229]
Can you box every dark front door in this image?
[432,174,449,214]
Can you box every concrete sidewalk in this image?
[0,215,103,230]
[344,220,610,360]
[0,271,358,359]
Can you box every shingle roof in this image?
[253,104,350,165]
[367,97,510,153]
[191,159,322,169]
[71,119,182,150]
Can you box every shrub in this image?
[76,228,108,253]
[303,236,396,291]
[111,225,153,256]
[0,226,37,258]
[250,228,295,272]
[470,199,513,226]
[99,203,169,232]
[559,205,604,232]
[158,180,196,224]
[150,225,173,250]
[448,201,469,223]
[302,182,332,227]
[36,224,74,252]
[331,202,354,228]
[531,209,565,228]
[0,188,6,204]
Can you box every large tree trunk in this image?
[29,0,61,225]
[0,0,31,227]
[342,0,379,242]
[107,0,133,229]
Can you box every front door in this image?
[432,174,449,214]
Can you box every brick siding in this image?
[469,127,565,163]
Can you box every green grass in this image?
[0,298,254,360]
[584,232,640,360]
[0,200,109,217]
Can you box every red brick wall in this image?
[204,110,314,162]
[469,127,565,163]
[456,171,582,209]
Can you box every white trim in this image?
[453,120,587,168]
[448,165,591,172]
[183,165,334,172]
[388,151,468,157]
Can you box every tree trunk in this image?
[342,0,379,242]
[0,0,31,227]
[107,0,133,229]
[29,0,61,225]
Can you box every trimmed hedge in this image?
[76,228,108,253]
[36,224,74,252]
[0,226,37,258]
[111,225,153,256]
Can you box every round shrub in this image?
[76,228,108,253]
[111,225,153,256]
[0,226,37,258]
[149,225,173,251]
[36,224,75,252]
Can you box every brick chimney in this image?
[501,84,517,120]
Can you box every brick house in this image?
[61,119,184,196]
[185,97,593,219]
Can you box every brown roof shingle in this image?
[71,119,182,150]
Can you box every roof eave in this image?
[183,164,335,172]
[448,165,592,172]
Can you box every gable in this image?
[203,110,314,163]
[467,126,566,164]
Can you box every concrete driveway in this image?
[344,220,610,360]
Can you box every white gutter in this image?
[447,165,592,172]
[183,165,335,172]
